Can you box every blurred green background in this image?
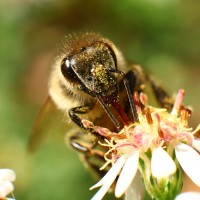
[0,0,200,199]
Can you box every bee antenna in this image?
[96,94,121,131]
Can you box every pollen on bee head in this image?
[70,59,76,65]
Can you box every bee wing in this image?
[28,96,71,152]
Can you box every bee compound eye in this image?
[61,58,79,83]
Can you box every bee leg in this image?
[121,70,144,116]
[83,154,107,178]
[68,106,105,140]
[69,134,90,153]
[122,66,145,94]
[122,66,173,111]
[68,105,91,130]
[147,75,173,110]
[68,133,107,177]
[69,133,105,160]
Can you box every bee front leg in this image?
[68,105,91,130]
[68,105,105,140]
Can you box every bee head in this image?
[60,33,121,103]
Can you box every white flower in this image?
[83,89,200,200]
[0,169,16,199]
[175,143,200,187]
[90,152,145,200]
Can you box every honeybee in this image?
[29,32,172,177]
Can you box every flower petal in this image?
[0,169,16,182]
[151,147,176,179]
[175,143,200,187]
[5,198,16,200]
[90,155,126,200]
[125,171,145,200]
[0,185,7,199]
[175,192,200,200]
[115,151,139,198]
[0,181,14,199]
[90,155,126,190]
[192,139,200,153]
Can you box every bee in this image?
[29,32,172,177]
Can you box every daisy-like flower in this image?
[83,89,200,200]
[0,169,16,200]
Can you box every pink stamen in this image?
[133,92,142,114]
[115,142,138,149]
[97,127,111,137]
[82,119,94,129]
[140,92,148,106]
[154,113,161,122]
[171,89,185,115]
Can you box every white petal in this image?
[175,192,200,200]
[115,151,139,198]
[0,169,16,182]
[0,181,14,198]
[90,155,126,190]
[125,171,145,200]
[5,198,16,200]
[192,139,200,153]
[90,155,126,200]
[151,147,176,179]
[175,143,200,187]
[0,185,7,199]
